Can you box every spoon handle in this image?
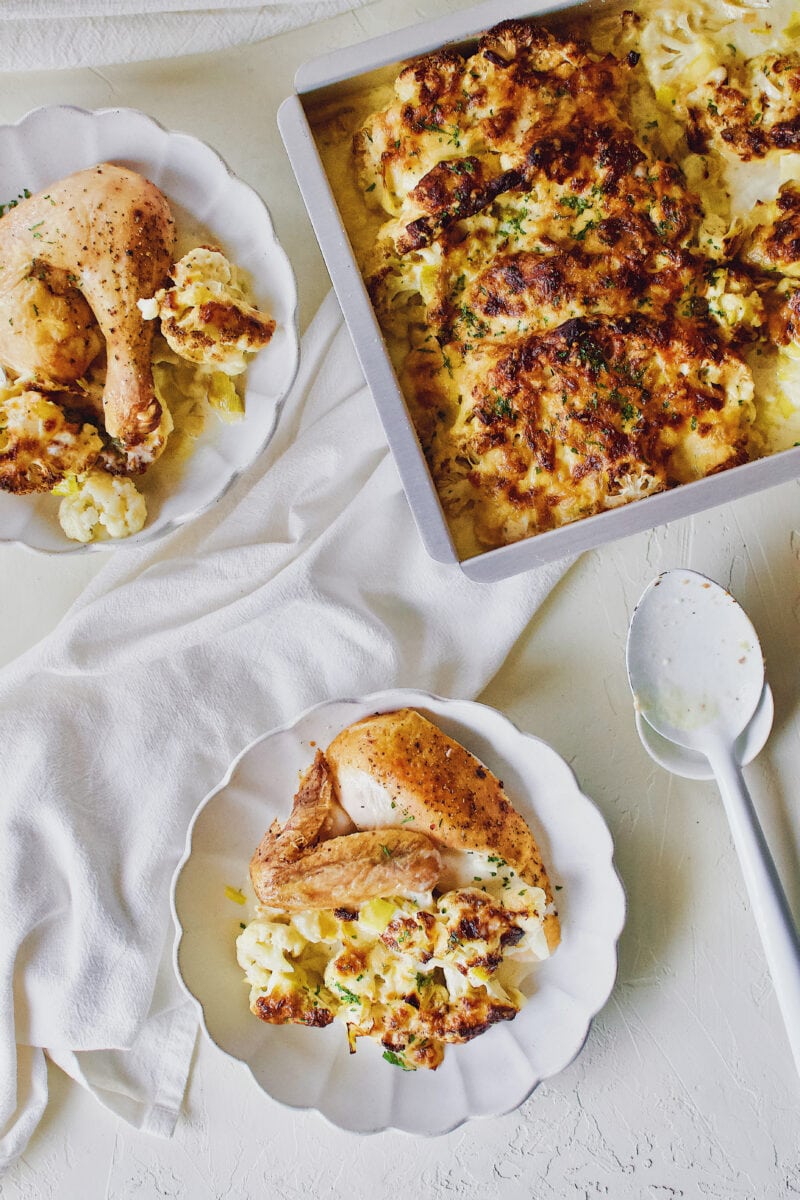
[707,743,800,1077]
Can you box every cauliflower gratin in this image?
[0,165,275,544]
[238,876,549,1071]
[309,2,800,558]
[237,708,560,1072]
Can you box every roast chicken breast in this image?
[0,164,175,448]
[325,708,560,951]
[249,751,442,910]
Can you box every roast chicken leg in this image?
[0,163,175,447]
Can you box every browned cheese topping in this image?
[352,20,793,557]
[687,52,800,160]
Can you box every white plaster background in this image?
[0,0,798,1194]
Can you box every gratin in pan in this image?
[278,0,800,582]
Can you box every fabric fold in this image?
[0,292,572,1170]
[0,1,375,71]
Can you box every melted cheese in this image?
[316,6,799,559]
[238,877,550,1071]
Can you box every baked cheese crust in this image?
[352,17,794,557]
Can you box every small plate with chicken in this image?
[171,689,625,1135]
[0,104,299,552]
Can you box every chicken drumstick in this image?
[0,163,175,448]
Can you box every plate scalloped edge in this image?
[0,103,300,556]
[171,688,627,1136]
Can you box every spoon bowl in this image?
[635,683,774,781]
[627,569,764,752]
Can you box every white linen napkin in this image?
[0,0,375,71]
[0,292,572,1170]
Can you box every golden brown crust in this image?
[253,992,334,1028]
[687,53,800,161]
[741,182,800,275]
[0,390,103,494]
[325,708,560,950]
[354,19,763,556]
[249,750,442,910]
[415,313,752,545]
[0,164,175,448]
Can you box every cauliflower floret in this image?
[236,918,335,1027]
[56,470,146,542]
[703,267,766,339]
[0,388,102,495]
[688,51,800,160]
[239,879,553,1070]
[739,180,800,279]
[140,246,276,375]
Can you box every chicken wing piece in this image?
[250,751,442,910]
[0,164,175,448]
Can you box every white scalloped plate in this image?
[172,690,626,1135]
[0,105,299,554]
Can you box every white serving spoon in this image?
[635,682,774,781]
[626,568,800,1075]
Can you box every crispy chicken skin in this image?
[0,164,175,449]
[243,716,559,1066]
[0,263,103,384]
[249,751,443,910]
[326,708,560,952]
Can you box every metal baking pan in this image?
[277,0,800,583]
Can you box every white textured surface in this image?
[1,0,799,1194]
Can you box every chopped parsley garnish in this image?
[575,333,606,372]
[382,1050,411,1070]
[0,188,30,217]
[334,982,361,1006]
[498,209,528,238]
[447,159,475,175]
[570,219,597,242]
[459,304,488,337]
[559,194,592,215]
